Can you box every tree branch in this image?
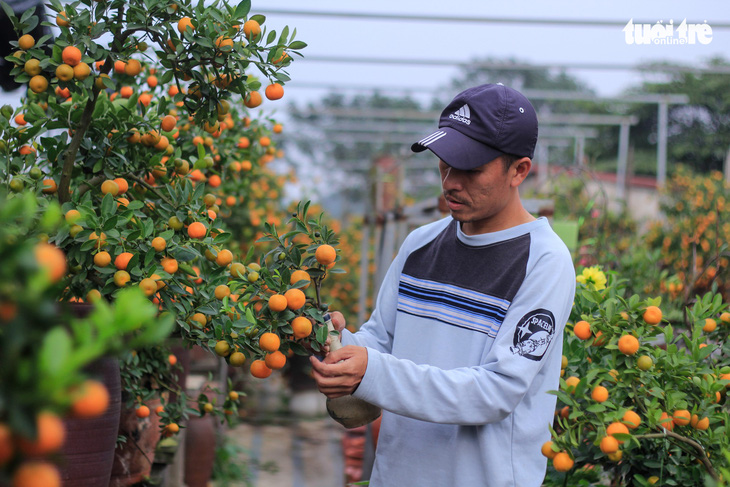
[58,92,101,204]
[634,430,718,481]
[128,174,174,208]
[75,174,108,198]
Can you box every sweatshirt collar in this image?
[455,217,549,247]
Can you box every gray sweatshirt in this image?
[342,216,576,486]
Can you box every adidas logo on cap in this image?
[416,130,447,147]
[448,104,471,125]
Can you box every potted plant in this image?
[543,267,730,485]
[0,190,174,485]
[2,0,307,482]
[211,201,380,429]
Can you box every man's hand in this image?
[309,345,367,398]
[329,310,346,332]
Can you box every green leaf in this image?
[100,192,115,217]
[234,0,251,19]
[278,26,289,45]
[273,72,291,83]
[213,232,232,244]
[39,327,72,379]
[196,37,214,49]
[699,344,714,360]
[605,299,615,320]
[289,341,309,356]
[103,215,120,232]
[584,367,601,383]
[244,307,256,325]
[175,247,198,263]
[27,103,46,121]
[133,308,175,346]
[103,75,115,89]
[288,40,307,50]
[19,5,36,23]
[177,261,197,276]
[586,404,607,413]
[144,248,155,267]
[92,95,109,119]
[581,289,598,304]
[316,323,329,344]
[143,218,154,238]
[160,69,174,85]
[294,220,308,234]
[0,2,16,23]
[114,288,157,330]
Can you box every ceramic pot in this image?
[183,414,217,487]
[109,398,163,486]
[59,356,122,486]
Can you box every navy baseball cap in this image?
[411,84,538,170]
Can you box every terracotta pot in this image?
[59,356,122,486]
[109,398,163,486]
[183,414,217,487]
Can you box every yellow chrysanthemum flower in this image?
[576,266,607,290]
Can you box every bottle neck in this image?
[324,314,343,351]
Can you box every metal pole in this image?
[372,221,385,298]
[657,101,669,187]
[377,213,396,291]
[617,122,631,200]
[536,143,549,187]
[575,135,585,166]
[357,218,370,326]
[358,161,377,326]
[255,9,730,28]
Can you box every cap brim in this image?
[411,127,503,170]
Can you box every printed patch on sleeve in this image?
[510,309,555,361]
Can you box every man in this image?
[310,84,576,486]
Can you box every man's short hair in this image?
[500,153,522,172]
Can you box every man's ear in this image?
[510,157,532,187]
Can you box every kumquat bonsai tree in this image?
[542,266,730,487]
[644,167,730,308]
[216,201,344,379]
[0,191,174,485]
[216,201,380,428]
[1,0,308,482]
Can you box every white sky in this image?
[256,0,730,105]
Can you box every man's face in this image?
[438,157,515,235]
